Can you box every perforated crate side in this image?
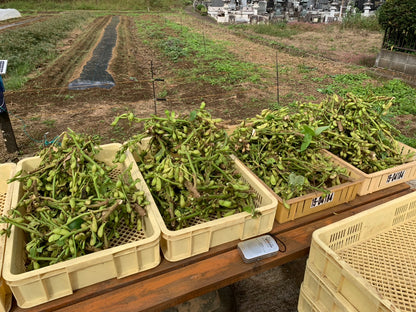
[298,285,322,312]
[299,284,353,312]
[308,192,416,312]
[303,261,395,312]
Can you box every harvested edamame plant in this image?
[0,129,149,270]
[113,103,258,230]
[302,93,415,173]
[230,108,352,208]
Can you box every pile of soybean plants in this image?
[230,107,351,208]
[303,93,415,173]
[113,103,258,230]
[0,130,148,270]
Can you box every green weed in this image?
[297,64,317,73]
[158,37,188,62]
[396,134,416,148]
[229,22,298,38]
[158,89,168,99]
[42,119,56,127]
[341,12,382,32]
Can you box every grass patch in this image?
[136,16,265,88]
[229,22,298,38]
[0,12,92,90]
[341,12,382,32]
[396,134,416,149]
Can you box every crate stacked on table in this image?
[0,163,15,312]
[156,155,278,262]
[326,141,416,196]
[131,138,278,262]
[298,191,416,312]
[238,150,364,224]
[2,144,161,308]
[305,93,416,197]
[229,108,364,224]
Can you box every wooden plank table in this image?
[11,183,414,312]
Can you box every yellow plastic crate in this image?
[2,144,161,308]
[298,285,321,312]
[298,280,356,312]
[252,150,363,224]
[325,141,416,196]
[132,139,278,262]
[307,191,416,312]
[0,163,15,312]
[300,262,362,312]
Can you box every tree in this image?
[378,0,416,32]
[378,0,416,52]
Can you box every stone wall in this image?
[375,49,416,77]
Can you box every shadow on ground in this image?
[165,255,308,312]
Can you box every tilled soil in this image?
[0,10,412,165]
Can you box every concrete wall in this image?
[375,49,416,77]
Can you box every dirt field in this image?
[0,9,401,163]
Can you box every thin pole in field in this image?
[276,51,280,106]
[150,60,165,115]
[151,60,157,115]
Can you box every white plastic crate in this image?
[2,144,161,308]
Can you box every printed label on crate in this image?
[386,170,406,184]
[310,192,334,208]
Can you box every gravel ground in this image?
[231,256,308,312]
[164,255,308,312]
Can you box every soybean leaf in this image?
[29,246,37,258]
[276,161,284,170]
[300,133,312,152]
[289,173,305,186]
[266,158,276,165]
[302,125,315,136]
[314,125,330,136]
[68,218,84,230]
[189,110,197,121]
